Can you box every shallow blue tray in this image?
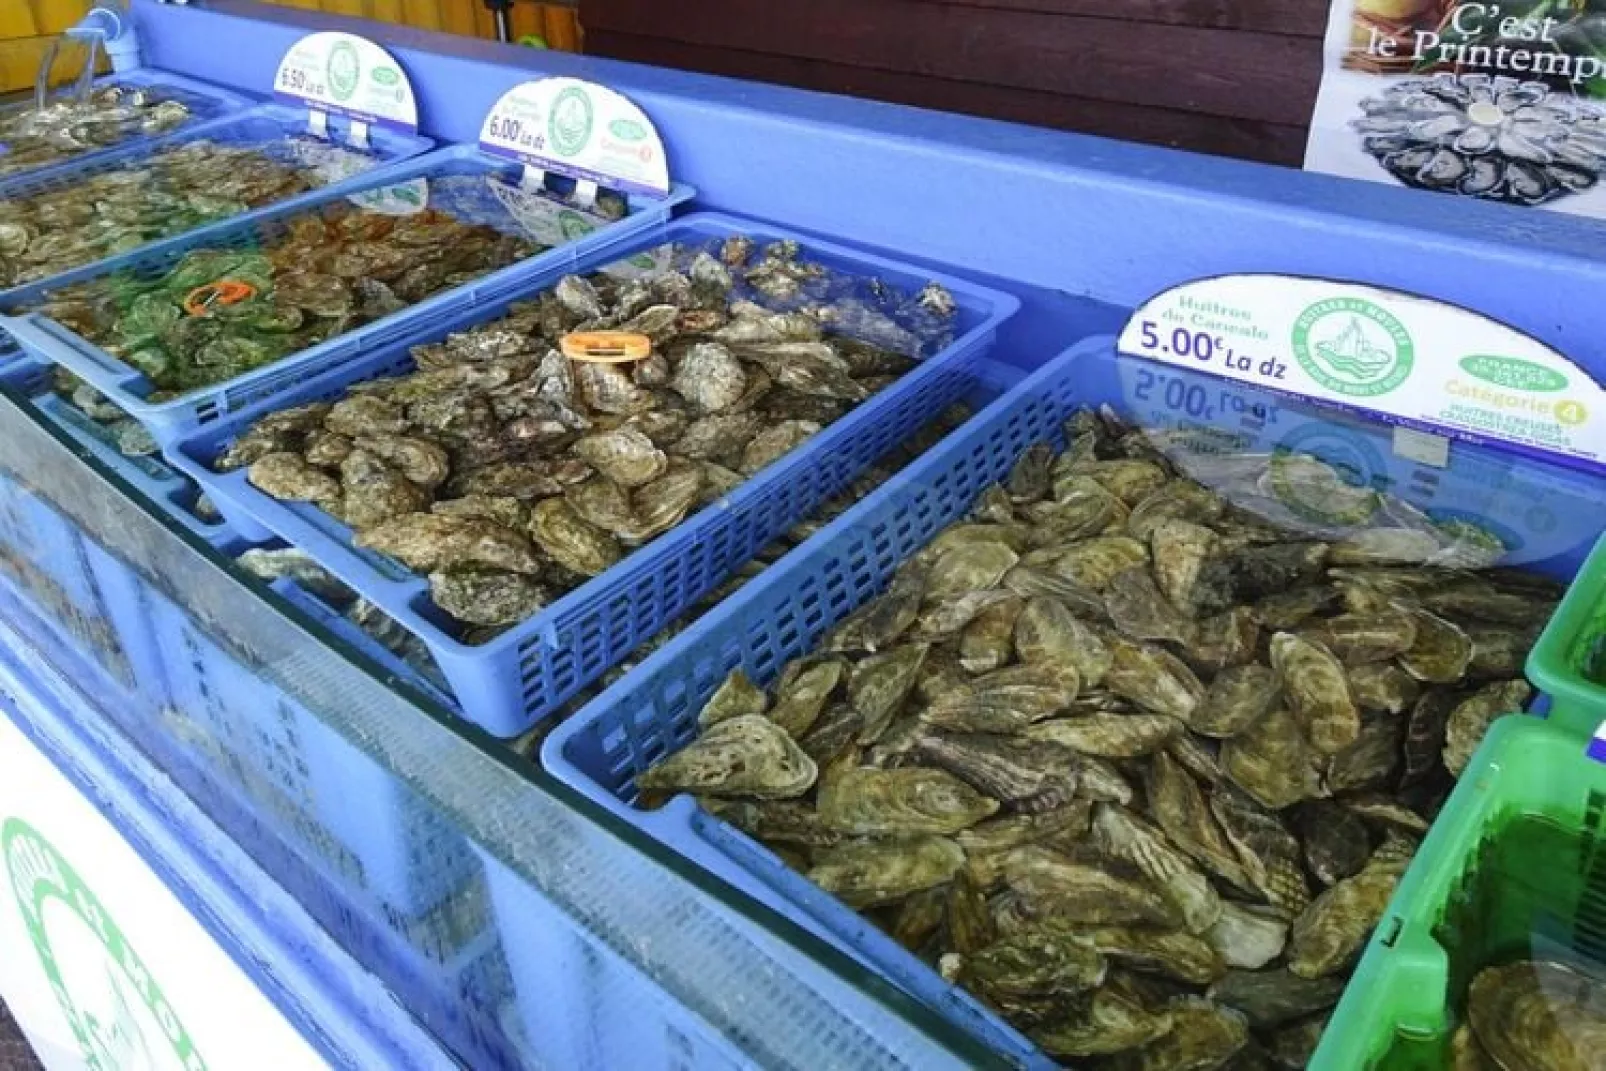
[170,211,1022,738]
[0,68,253,186]
[1,143,694,442]
[0,103,436,302]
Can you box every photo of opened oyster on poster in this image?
[1305,1,1606,213]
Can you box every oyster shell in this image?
[1207,968,1344,1028]
[808,835,965,908]
[1205,901,1289,970]
[816,765,998,836]
[636,714,816,799]
[1005,846,1183,929]
[1191,663,1280,738]
[911,731,1081,813]
[1270,632,1360,755]
[1468,960,1606,1071]
[1221,707,1323,811]
[1287,833,1414,978]
[1442,679,1532,776]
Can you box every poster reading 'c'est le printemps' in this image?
[1305,1,1606,215]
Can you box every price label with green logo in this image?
[478,77,671,199]
[1116,274,1606,475]
[274,32,419,135]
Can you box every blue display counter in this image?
[3,2,1606,1067]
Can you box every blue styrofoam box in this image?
[0,68,252,186]
[0,143,694,443]
[169,211,1022,737]
[136,569,478,914]
[0,357,470,913]
[0,104,436,303]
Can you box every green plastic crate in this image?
[1530,532,1606,738]
[1312,715,1606,1069]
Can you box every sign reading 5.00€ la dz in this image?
[1116,274,1606,475]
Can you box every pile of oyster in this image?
[1456,960,1606,1070]
[217,236,959,640]
[0,136,384,288]
[635,407,1561,1068]
[1353,73,1606,206]
[0,83,195,178]
[34,197,534,397]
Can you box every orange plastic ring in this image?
[560,330,653,364]
[183,279,257,317]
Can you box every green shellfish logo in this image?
[4,818,207,1070]
[548,87,594,158]
[1292,297,1414,397]
[327,41,361,102]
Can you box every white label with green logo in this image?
[478,77,671,199]
[0,715,325,1070]
[274,32,419,137]
[1116,274,1606,474]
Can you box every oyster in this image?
[911,731,1081,812]
[1207,969,1344,1028]
[1013,596,1111,685]
[1005,846,1183,929]
[1113,997,1248,1071]
[1468,960,1606,1071]
[1205,901,1289,970]
[1192,664,1280,738]
[1442,679,1532,776]
[959,932,1109,1001]
[1221,707,1323,811]
[573,428,668,488]
[1287,833,1414,978]
[1028,988,1175,1058]
[1296,800,1373,887]
[1028,714,1181,759]
[768,658,844,738]
[1270,632,1360,755]
[1093,804,1222,934]
[808,836,965,908]
[1105,638,1205,720]
[635,714,816,799]
[529,499,621,577]
[816,765,998,836]
[428,568,546,627]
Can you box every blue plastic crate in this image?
[0,143,695,442]
[168,211,1021,737]
[0,104,436,302]
[540,334,1606,1067]
[0,68,252,186]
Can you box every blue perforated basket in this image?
[0,68,252,185]
[169,211,1021,738]
[1,143,694,442]
[0,104,435,302]
[540,334,1606,1067]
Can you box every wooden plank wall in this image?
[579,0,1332,166]
[257,0,581,50]
[0,1,581,94]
